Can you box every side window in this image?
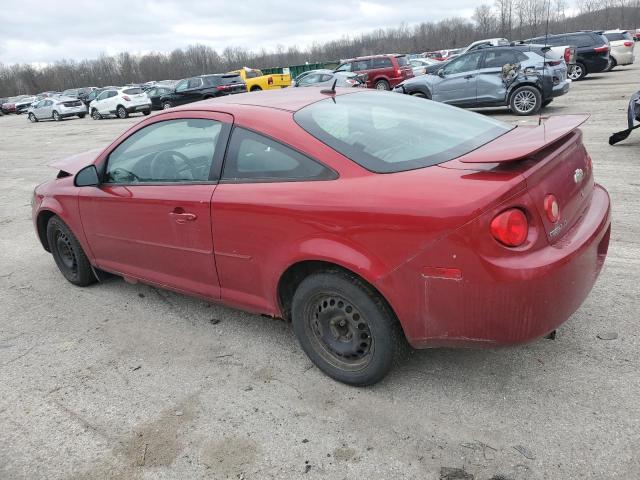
[105,119,223,183]
[299,74,322,86]
[515,51,528,62]
[175,80,188,92]
[222,128,335,182]
[549,36,567,46]
[187,78,203,89]
[372,57,393,69]
[96,91,108,101]
[482,50,518,68]
[320,74,334,82]
[353,59,371,71]
[108,91,118,99]
[445,52,482,74]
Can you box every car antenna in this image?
[321,79,338,95]
[539,0,552,126]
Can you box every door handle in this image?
[169,210,197,223]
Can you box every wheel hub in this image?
[311,296,372,361]
[56,233,76,271]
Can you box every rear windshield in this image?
[294,91,513,173]
[396,55,408,66]
[219,75,243,85]
[123,88,143,94]
[605,32,632,41]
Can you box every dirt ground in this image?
[1,64,639,480]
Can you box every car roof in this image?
[341,53,404,62]
[172,87,358,113]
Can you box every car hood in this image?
[49,148,102,175]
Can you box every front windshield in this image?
[294,91,513,173]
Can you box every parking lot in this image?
[1,64,639,480]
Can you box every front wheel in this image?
[510,85,542,116]
[52,110,61,121]
[28,113,38,123]
[116,106,128,119]
[46,216,96,286]
[91,109,101,120]
[291,271,406,386]
[162,101,172,110]
[142,109,151,116]
[78,113,86,118]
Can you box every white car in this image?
[89,87,151,120]
[27,96,86,122]
[604,30,635,70]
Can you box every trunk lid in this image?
[447,115,593,243]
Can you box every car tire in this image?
[162,101,172,110]
[28,113,38,123]
[116,106,128,119]
[411,91,430,99]
[78,113,86,119]
[568,62,587,81]
[291,270,407,386]
[52,110,61,121]
[541,99,553,108]
[250,86,262,92]
[605,57,617,72]
[46,216,96,287]
[91,109,101,120]
[142,109,151,116]
[374,79,390,91]
[509,85,542,116]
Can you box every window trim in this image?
[218,126,338,184]
[100,117,231,186]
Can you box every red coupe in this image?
[32,89,611,385]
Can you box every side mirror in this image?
[437,69,445,78]
[74,165,100,187]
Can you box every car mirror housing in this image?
[437,69,445,78]
[74,165,100,187]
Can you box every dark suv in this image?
[160,74,246,109]
[525,31,610,80]
[334,54,413,90]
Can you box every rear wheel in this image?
[568,62,587,81]
[28,113,38,123]
[78,113,86,119]
[91,109,101,120]
[510,85,542,116]
[142,109,151,116]
[116,105,128,119]
[605,57,617,72]
[52,110,61,121]
[162,101,172,110]
[291,271,406,386]
[374,79,390,91]
[46,216,96,286]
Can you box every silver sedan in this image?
[27,96,87,122]
[293,70,365,88]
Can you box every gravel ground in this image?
[1,65,639,480]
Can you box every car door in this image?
[432,51,483,106]
[172,80,190,106]
[475,49,520,105]
[78,113,233,299]
[212,127,337,312]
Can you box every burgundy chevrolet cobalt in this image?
[32,89,611,385]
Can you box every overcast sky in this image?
[0,0,478,65]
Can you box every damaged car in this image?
[394,45,570,115]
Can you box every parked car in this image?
[603,30,635,70]
[1,101,16,114]
[14,96,37,114]
[394,45,570,115]
[230,68,291,91]
[460,38,510,54]
[409,57,440,76]
[334,54,414,90]
[89,87,151,119]
[146,85,177,110]
[33,88,610,385]
[633,29,640,41]
[293,70,365,88]
[62,87,97,105]
[525,31,610,80]
[27,96,86,122]
[160,74,247,109]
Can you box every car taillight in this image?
[216,85,229,90]
[490,209,529,247]
[594,45,609,53]
[543,194,560,223]
[564,47,571,63]
[122,95,131,101]
[268,77,273,85]
[624,41,633,47]
[396,69,402,76]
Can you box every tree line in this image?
[1,1,638,97]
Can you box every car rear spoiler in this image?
[459,114,590,163]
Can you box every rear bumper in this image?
[124,103,151,113]
[388,184,611,349]
[553,80,571,97]
[611,50,634,65]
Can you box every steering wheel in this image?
[149,150,192,181]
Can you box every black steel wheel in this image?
[46,216,96,286]
[292,270,406,385]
